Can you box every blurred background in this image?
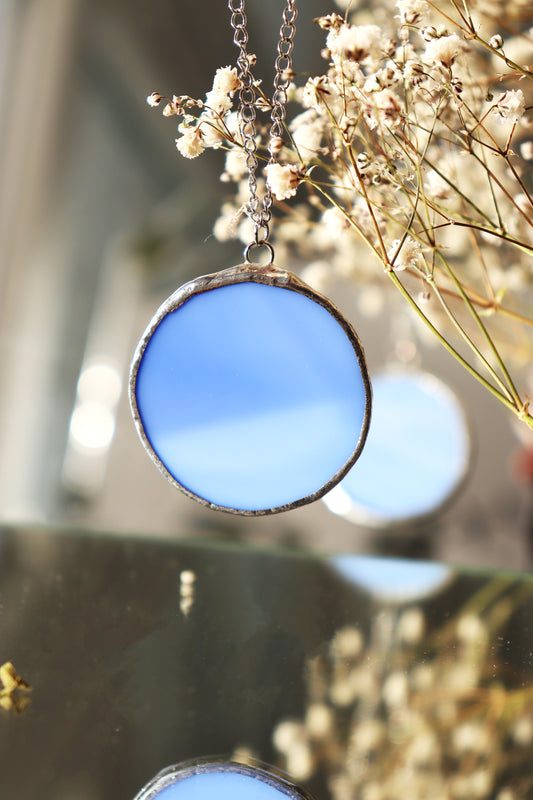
[1,0,533,569]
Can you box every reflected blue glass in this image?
[134,280,369,512]
[324,370,470,525]
[134,762,311,800]
[332,553,451,602]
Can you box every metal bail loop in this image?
[244,240,275,266]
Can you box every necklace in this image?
[129,0,372,516]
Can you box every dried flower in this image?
[205,66,241,114]
[510,714,533,746]
[329,626,364,659]
[162,95,182,116]
[305,703,334,738]
[492,89,525,124]
[489,33,504,49]
[327,24,384,64]
[315,13,344,32]
[265,163,303,200]
[382,671,409,706]
[146,91,162,107]
[387,237,423,271]
[270,579,532,800]
[398,607,425,643]
[302,75,331,111]
[396,0,427,24]
[519,140,533,160]
[175,125,205,159]
[423,33,461,67]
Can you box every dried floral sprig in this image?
[148,0,533,430]
[270,579,533,800]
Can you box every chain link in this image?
[228,0,297,252]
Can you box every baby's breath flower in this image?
[350,719,386,753]
[290,110,324,159]
[404,59,426,87]
[327,23,384,64]
[272,720,307,753]
[302,75,332,111]
[510,714,533,746]
[162,95,183,117]
[452,721,490,754]
[315,13,344,32]
[205,66,242,115]
[284,741,314,781]
[396,0,427,24]
[269,135,284,155]
[197,116,225,148]
[492,89,525,124]
[456,612,487,643]
[204,90,233,115]
[382,671,409,707]
[146,91,162,107]
[175,125,205,159]
[497,790,515,800]
[366,88,403,129]
[489,33,504,49]
[300,261,332,293]
[423,33,461,67]
[212,65,241,96]
[330,626,364,659]
[387,236,423,270]
[421,25,438,41]
[398,607,425,644]
[405,730,440,765]
[411,662,434,690]
[213,202,244,242]
[519,140,533,159]
[222,149,248,181]
[265,163,303,200]
[330,677,357,706]
[305,703,334,738]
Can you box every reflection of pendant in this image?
[133,759,316,800]
[130,264,371,515]
[324,370,470,527]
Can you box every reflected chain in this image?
[228,0,297,250]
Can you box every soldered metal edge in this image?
[129,263,372,516]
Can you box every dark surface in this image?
[0,526,362,799]
[0,525,532,800]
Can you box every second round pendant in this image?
[129,264,371,515]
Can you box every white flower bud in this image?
[269,136,284,156]
[146,91,162,107]
[421,26,438,41]
[265,163,302,200]
[175,126,205,159]
[489,34,504,49]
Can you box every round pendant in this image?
[129,264,371,515]
[133,759,315,800]
[324,370,471,527]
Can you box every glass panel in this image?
[133,273,370,513]
[1,525,531,800]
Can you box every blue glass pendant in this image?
[133,759,316,800]
[324,370,470,526]
[129,264,371,515]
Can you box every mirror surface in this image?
[1,525,531,800]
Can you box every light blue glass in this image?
[332,554,451,601]
[134,762,311,800]
[324,371,470,525]
[133,274,370,513]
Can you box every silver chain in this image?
[228,0,297,257]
